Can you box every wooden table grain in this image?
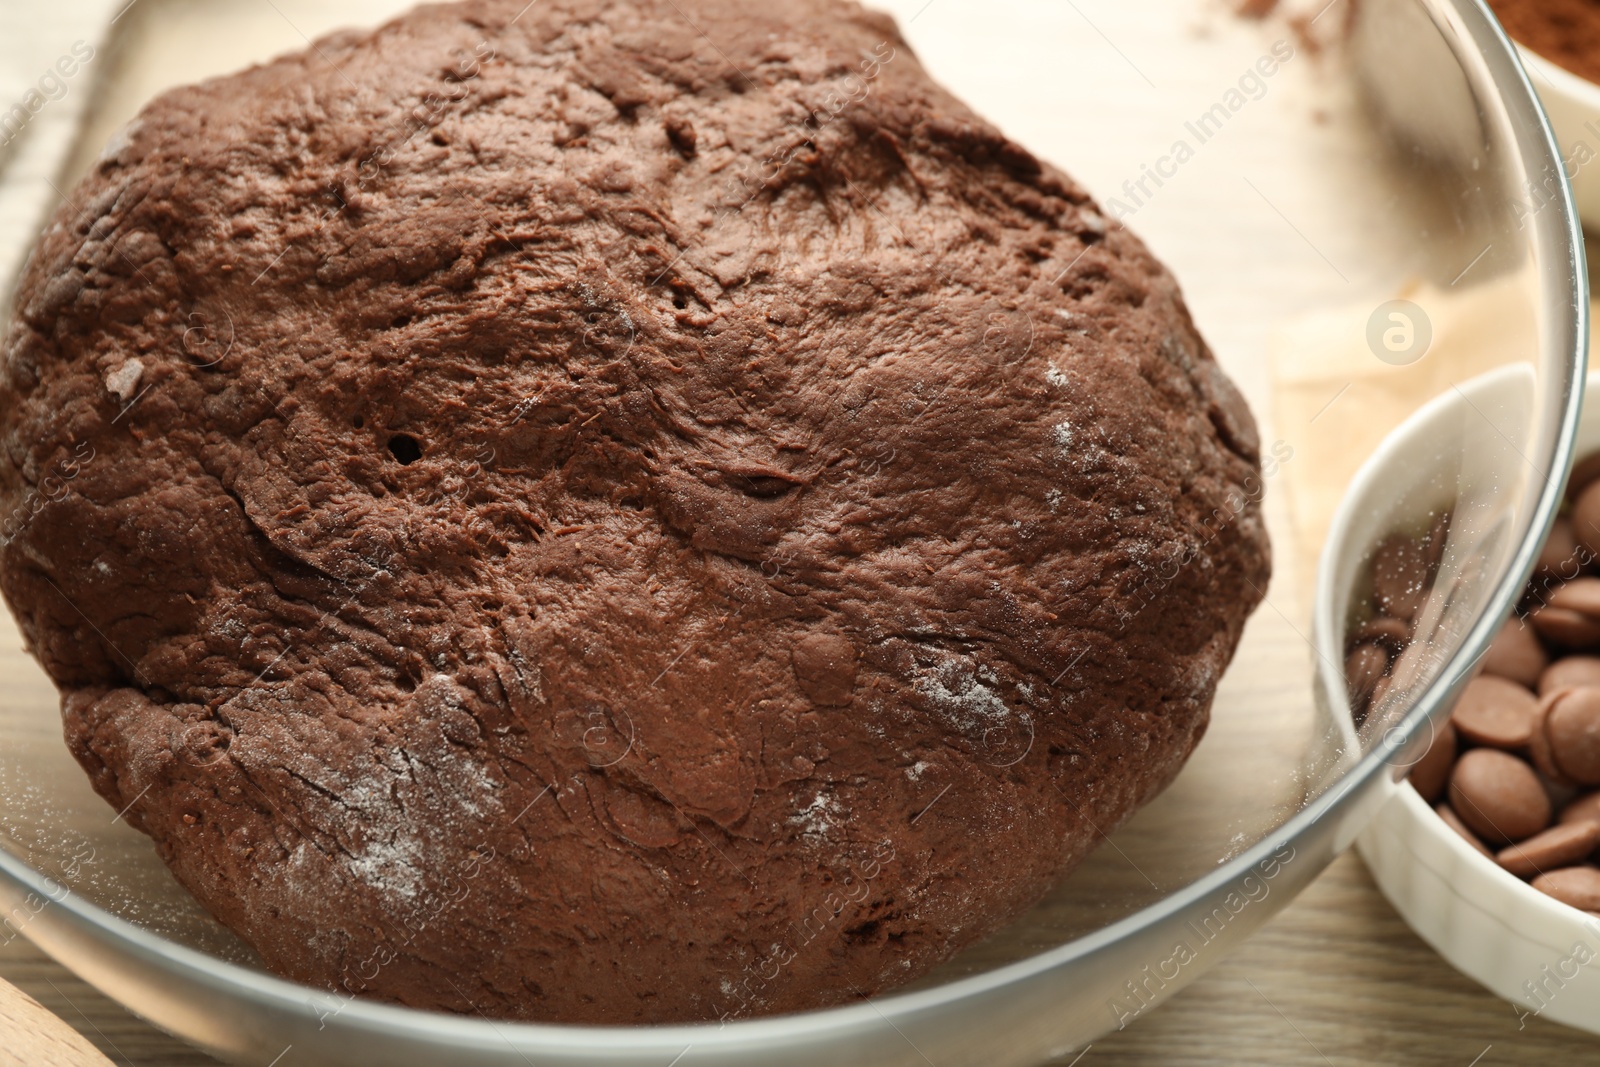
[0,974,114,1067]
[3,850,1595,1067]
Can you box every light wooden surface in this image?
[0,974,115,1067]
[2,850,1596,1066]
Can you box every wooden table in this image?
[3,2,1598,1065]
[1,851,1594,1067]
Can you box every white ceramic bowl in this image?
[1519,46,1600,230]
[1338,368,1600,1037]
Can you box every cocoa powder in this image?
[1488,0,1600,85]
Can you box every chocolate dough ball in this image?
[0,0,1269,1024]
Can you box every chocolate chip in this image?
[1529,603,1600,649]
[1561,791,1600,827]
[1537,686,1600,785]
[1482,618,1549,689]
[1538,515,1586,581]
[1529,691,1570,785]
[1449,748,1552,844]
[1345,642,1389,709]
[1352,615,1411,652]
[1450,675,1538,750]
[1532,866,1600,911]
[1409,720,1456,803]
[1540,655,1600,696]
[1552,578,1600,617]
[1497,821,1600,878]
[1371,533,1429,621]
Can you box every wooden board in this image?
[0,973,115,1067]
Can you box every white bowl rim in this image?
[1517,42,1600,112]
[1350,370,1600,1027]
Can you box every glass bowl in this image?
[0,0,1584,1064]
